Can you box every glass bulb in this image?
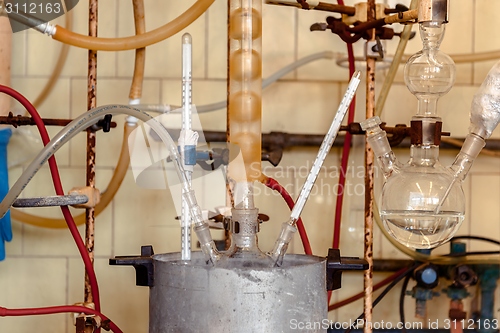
[364,21,463,249]
[380,146,465,249]
[404,22,456,118]
[362,117,466,250]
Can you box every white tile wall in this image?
[1,0,500,331]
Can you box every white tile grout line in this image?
[110,199,115,258]
[471,0,476,85]
[293,10,299,80]
[467,175,472,238]
[159,76,164,103]
[23,31,28,77]
[65,257,70,333]
[114,0,119,80]
[21,213,25,255]
[6,254,117,259]
[10,74,388,88]
[156,77,162,104]
[204,8,209,80]
[68,76,73,166]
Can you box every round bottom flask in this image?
[380,146,465,249]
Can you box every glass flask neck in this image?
[409,145,440,167]
[449,133,485,182]
[416,96,439,117]
[420,22,445,49]
[225,208,268,259]
[360,117,402,179]
[404,21,455,120]
[414,22,446,117]
[227,234,261,255]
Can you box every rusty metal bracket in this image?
[296,0,309,10]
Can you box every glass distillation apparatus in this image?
[361,1,500,249]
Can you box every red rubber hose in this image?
[332,0,357,250]
[332,50,356,250]
[0,85,101,312]
[264,177,313,255]
[0,305,122,332]
[329,0,357,305]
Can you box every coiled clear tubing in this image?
[0,105,220,263]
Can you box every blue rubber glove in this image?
[0,128,12,261]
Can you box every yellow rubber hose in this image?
[52,0,214,51]
[32,10,72,108]
[129,0,146,100]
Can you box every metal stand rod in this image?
[364,0,376,332]
[84,0,98,332]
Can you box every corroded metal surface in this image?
[363,1,376,332]
[84,0,98,318]
[13,195,88,207]
[149,252,327,333]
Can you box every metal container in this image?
[149,252,327,333]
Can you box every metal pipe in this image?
[225,0,232,251]
[12,195,89,208]
[0,115,116,128]
[84,1,98,330]
[418,0,449,23]
[364,1,376,332]
[163,129,500,152]
[314,2,355,15]
[372,259,414,272]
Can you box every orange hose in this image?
[129,0,146,100]
[32,10,72,108]
[11,122,136,228]
[52,0,214,51]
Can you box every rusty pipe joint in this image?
[418,0,449,23]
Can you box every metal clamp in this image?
[109,245,155,287]
[326,248,369,291]
[366,37,384,60]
